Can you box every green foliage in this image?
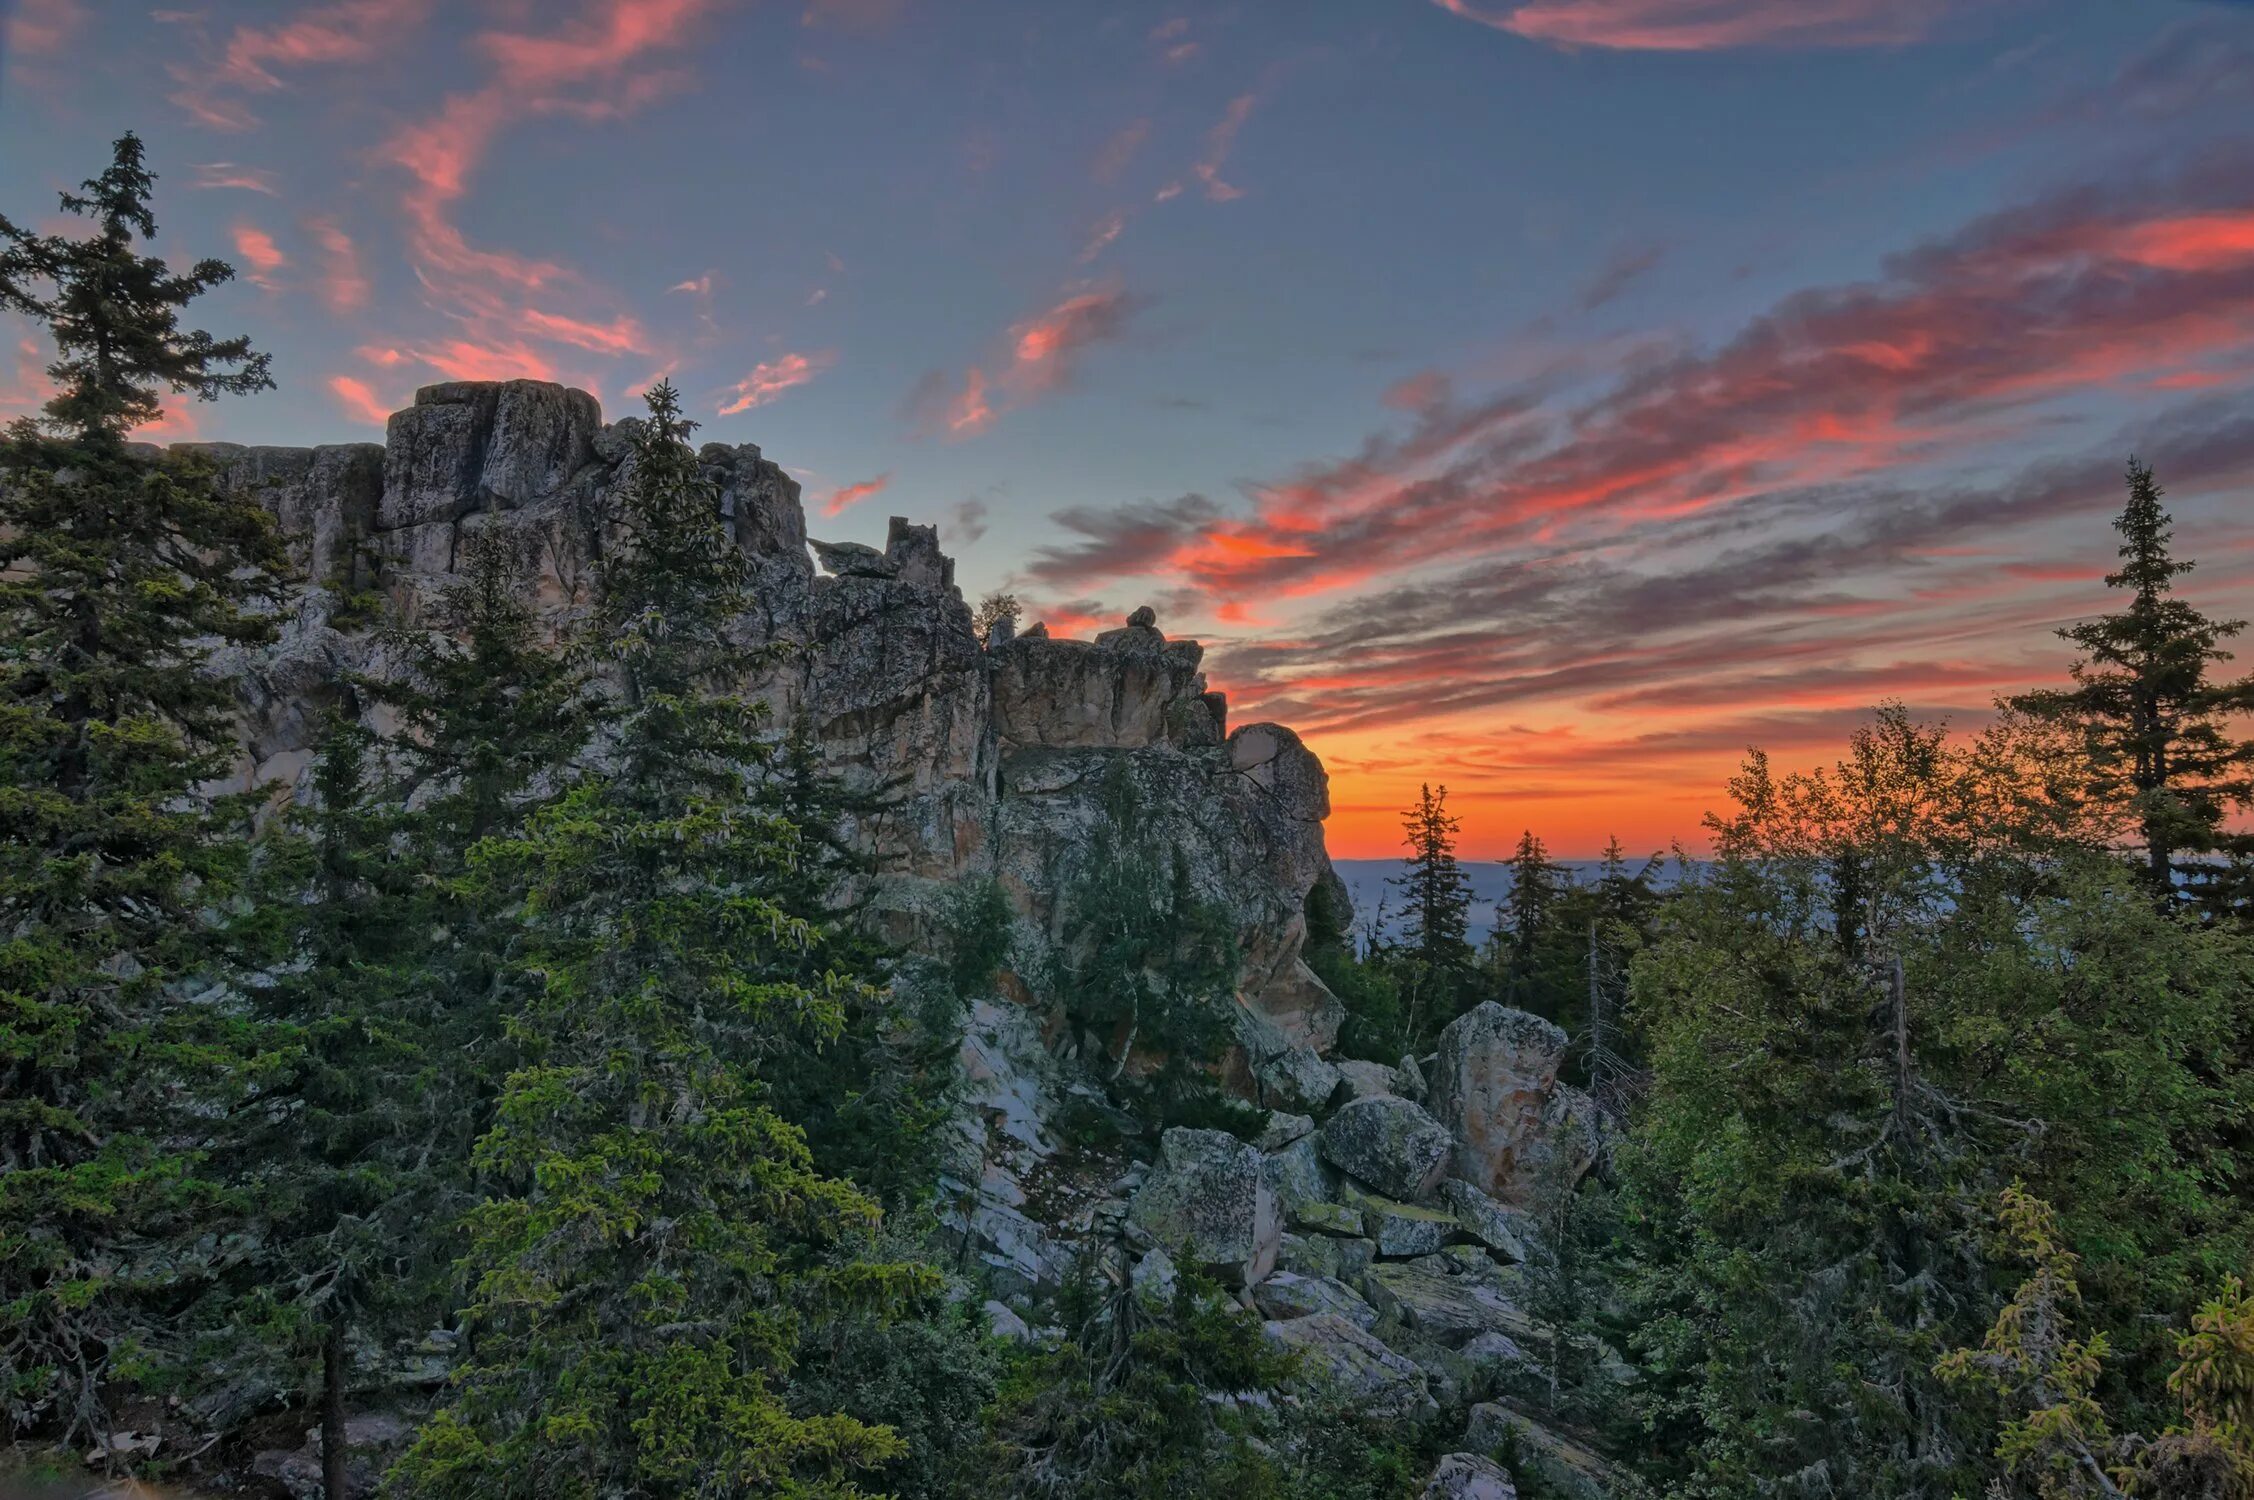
[2011,458,2254,910]
[1389,783,1474,1042]
[391,384,933,1499]
[1057,765,1248,1129]
[1613,706,2254,1497]
[0,133,282,1450]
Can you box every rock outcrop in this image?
[196,381,1621,1490]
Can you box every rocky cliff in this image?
[190,380,1613,1498]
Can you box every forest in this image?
[6,135,2254,1500]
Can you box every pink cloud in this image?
[5,0,84,58]
[519,308,649,356]
[327,374,395,426]
[1094,119,1151,184]
[231,224,286,290]
[1007,286,1136,395]
[1432,0,1960,51]
[822,473,891,517]
[1195,93,1258,202]
[720,350,833,414]
[191,162,278,194]
[412,340,560,384]
[306,218,367,314]
[1079,209,1127,264]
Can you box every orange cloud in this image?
[1433,0,1958,51]
[327,374,394,426]
[413,341,559,383]
[822,473,891,517]
[947,366,992,435]
[720,350,832,414]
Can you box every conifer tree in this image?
[2012,459,2254,908]
[226,532,594,1499]
[1496,828,1568,1008]
[0,133,282,1448]
[1390,783,1473,1041]
[392,383,929,1498]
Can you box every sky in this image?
[4,0,2254,859]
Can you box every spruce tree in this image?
[0,133,282,1448]
[226,532,594,1499]
[392,383,929,1498]
[1496,828,1568,1009]
[1390,783,1473,1042]
[2012,458,2254,908]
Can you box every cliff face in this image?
[183,382,1617,1490]
[189,378,1346,1281]
[193,378,1342,1055]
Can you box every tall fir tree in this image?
[1495,828,1568,1009]
[0,133,282,1448]
[223,531,595,1500]
[1390,783,1474,1042]
[2011,459,2254,910]
[392,383,930,1498]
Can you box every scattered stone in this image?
[1279,1231,1343,1279]
[1421,1452,1519,1500]
[1253,1271,1380,1329]
[1259,1046,1343,1114]
[985,1300,1033,1340]
[1261,1134,1334,1215]
[1292,1199,1364,1237]
[1263,1312,1438,1422]
[1341,1182,1457,1258]
[1322,1095,1453,1201]
[1396,1053,1429,1102]
[1366,1261,1536,1349]
[1439,1179,1539,1261]
[1335,1059,1401,1099]
[1255,1111,1316,1150]
[1463,1404,1622,1500]
[1128,1127,1279,1286]
[1130,1247,1179,1311]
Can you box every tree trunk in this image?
[322,1315,350,1500]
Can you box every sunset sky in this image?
[5,0,2254,858]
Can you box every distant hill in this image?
[1331,856,1688,944]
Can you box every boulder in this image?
[1427,1003,1570,1205]
[1322,1095,1453,1201]
[1366,1262,1536,1349]
[1439,1180,1539,1262]
[1255,1111,1316,1150]
[1260,1135,1333,1215]
[1128,1128,1278,1286]
[1422,1453,1518,1500]
[809,537,900,578]
[1336,1059,1401,1100]
[1263,1312,1437,1422]
[1253,1271,1379,1330]
[1259,1047,1343,1113]
[1341,1182,1456,1258]
[1463,1405,1622,1500]
[1278,1232,1343,1279]
[1292,1199,1364,1237]
[1130,1247,1179,1311]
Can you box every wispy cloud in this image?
[231,224,286,290]
[1432,0,1965,51]
[327,373,395,425]
[1194,93,1258,202]
[191,161,278,194]
[720,350,834,414]
[822,472,891,516]
[306,217,366,314]
[911,284,1141,439]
